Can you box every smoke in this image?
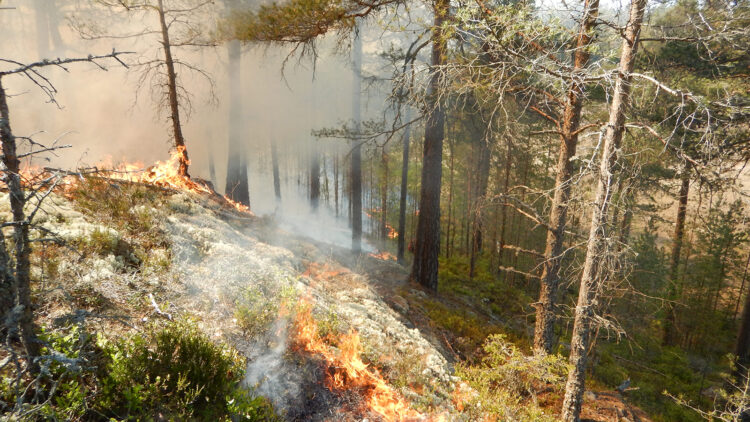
[1,0,394,248]
[243,317,301,412]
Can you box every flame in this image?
[364,208,399,239]
[293,303,423,421]
[369,251,397,261]
[302,262,348,281]
[97,147,251,213]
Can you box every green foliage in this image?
[426,256,532,358]
[680,199,748,354]
[455,334,568,421]
[234,284,297,337]
[593,340,705,422]
[235,287,280,337]
[1,323,279,421]
[222,0,357,46]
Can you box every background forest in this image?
[1,0,749,421]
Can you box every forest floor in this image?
[14,177,652,421]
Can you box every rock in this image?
[391,295,409,313]
[410,289,427,299]
[584,390,597,402]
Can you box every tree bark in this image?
[334,153,340,216]
[664,165,690,346]
[561,0,646,418]
[534,0,600,355]
[735,251,750,320]
[497,139,512,273]
[271,140,282,201]
[380,147,389,242]
[397,111,412,264]
[224,39,251,206]
[157,0,190,178]
[470,125,492,278]
[734,273,750,382]
[310,142,320,211]
[0,78,41,373]
[351,21,363,253]
[446,137,455,259]
[410,0,448,291]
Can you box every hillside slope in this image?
[3,177,652,421]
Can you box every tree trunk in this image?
[208,150,217,188]
[0,78,41,373]
[271,140,282,201]
[561,0,646,418]
[380,147,389,242]
[310,142,320,210]
[334,153,340,216]
[34,0,51,57]
[224,39,250,206]
[497,139,512,274]
[446,137,455,259]
[534,0,600,355]
[411,0,448,291]
[664,165,690,346]
[735,251,750,320]
[351,21,363,253]
[397,112,412,264]
[157,0,190,178]
[734,275,750,382]
[470,126,492,278]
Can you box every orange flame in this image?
[293,304,422,421]
[97,147,250,213]
[386,223,398,239]
[369,251,397,261]
[302,262,348,281]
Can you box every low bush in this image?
[455,334,568,421]
[0,322,280,421]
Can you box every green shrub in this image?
[455,334,568,421]
[235,287,279,337]
[1,323,279,421]
[96,321,278,421]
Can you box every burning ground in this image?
[3,165,652,421]
[7,173,460,421]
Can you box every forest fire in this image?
[97,147,250,213]
[386,223,398,239]
[292,304,423,421]
[370,251,397,261]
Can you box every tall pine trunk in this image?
[470,125,492,278]
[271,140,281,201]
[397,111,412,264]
[310,142,320,210]
[157,0,190,178]
[411,0,448,291]
[351,22,363,253]
[664,165,690,346]
[0,78,41,373]
[561,0,646,418]
[497,139,512,273]
[534,0,600,354]
[380,147,389,242]
[734,262,750,383]
[224,39,250,206]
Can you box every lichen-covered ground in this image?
[6,181,461,420]
[5,179,651,421]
